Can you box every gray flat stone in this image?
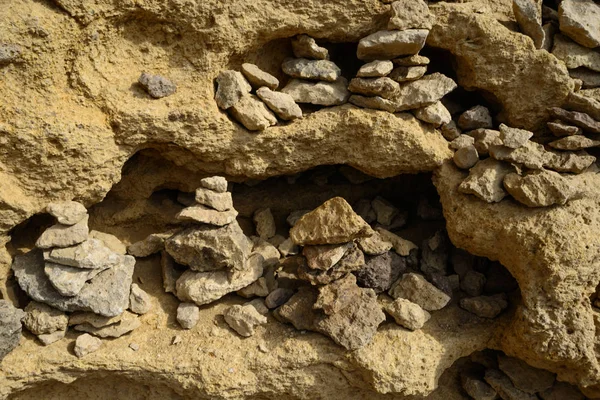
[282,58,341,82]
[199,176,228,193]
[548,135,600,150]
[392,54,430,66]
[138,72,176,99]
[357,29,429,61]
[513,0,545,49]
[47,238,121,269]
[230,94,278,131]
[559,0,600,48]
[195,187,233,211]
[503,169,575,207]
[281,78,350,106]
[547,120,583,136]
[388,273,451,311]
[552,34,600,72]
[46,201,87,225]
[36,215,89,249]
[215,70,251,110]
[357,60,393,77]
[241,63,279,90]
[44,262,107,297]
[176,204,238,226]
[388,65,427,82]
[256,87,302,121]
[348,77,400,99]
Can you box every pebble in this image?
[282,58,341,82]
[291,35,329,60]
[195,188,233,211]
[388,65,427,82]
[35,215,89,249]
[240,63,279,90]
[74,333,102,358]
[453,145,479,169]
[214,70,251,110]
[356,60,394,77]
[458,105,493,130]
[357,29,428,61]
[129,343,140,351]
[384,297,431,330]
[138,72,176,99]
[177,302,200,329]
[450,134,475,150]
[265,288,295,309]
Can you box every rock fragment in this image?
[458,106,493,130]
[543,149,596,173]
[0,300,25,361]
[564,92,600,121]
[383,297,431,330]
[548,107,600,133]
[552,34,600,71]
[138,72,177,99]
[75,312,141,338]
[314,274,362,315]
[503,170,575,207]
[348,77,400,99]
[256,87,302,121]
[215,70,251,110]
[571,68,600,88]
[48,238,122,269]
[161,251,182,294]
[357,60,394,77]
[195,188,233,211]
[35,215,89,249]
[540,382,585,400]
[413,101,451,126]
[549,135,600,150]
[547,120,583,136]
[238,277,270,298]
[303,243,352,271]
[23,301,68,335]
[453,145,479,169]
[281,78,350,106]
[291,35,329,60]
[558,0,600,49]
[253,208,276,240]
[389,273,451,311]
[46,201,87,225]
[200,176,228,193]
[469,129,503,155]
[290,197,373,245]
[44,262,107,297]
[265,288,295,309]
[371,196,398,226]
[376,228,417,256]
[489,141,547,169]
[276,287,320,331]
[499,124,533,148]
[282,58,341,82]
[74,333,101,358]
[459,159,516,203]
[498,354,556,394]
[388,0,434,30]
[89,231,126,255]
[38,329,66,346]
[392,54,430,66]
[357,29,429,60]
[223,303,267,337]
[388,65,427,82]
[240,63,279,90]
[513,0,545,48]
[450,134,475,150]
[460,294,508,318]
[129,283,152,315]
[127,233,169,258]
[69,312,123,328]
[177,302,200,329]
[230,94,278,131]
[176,204,238,226]
[461,270,486,297]
[484,369,538,400]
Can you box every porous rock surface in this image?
[0,0,598,399]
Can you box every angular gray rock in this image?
[44,262,107,297]
[47,238,122,269]
[357,60,394,77]
[251,239,280,268]
[23,301,68,335]
[276,287,321,331]
[298,244,365,285]
[74,333,102,358]
[498,354,556,394]
[35,215,89,249]
[200,176,228,193]
[348,77,400,99]
[195,187,233,211]
[543,149,597,173]
[161,251,183,294]
[253,208,276,239]
[176,204,238,226]
[129,283,152,314]
[549,107,600,134]
[383,297,431,330]
[256,87,302,121]
[459,159,517,203]
[282,58,341,82]
[388,65,427,82]
[314,274,362,315]
[503,170,575,207]
[499,124,533,148]
[237,276,270,298]
[393,72,458,110]
[558,0,600,49]
[458,105,493,130]
[549,135,600,150]
[489,140,546,169]
[571,68,600,88]
[420,230,450,276]
[177,302,200,329]
[469,128,503,155]
[357,29,429,61]
[240,63,279,90]
[138,72,177,99]
[223,303,268,337]
[389,273,451,311]
[552,34,600,72]
[485,369,538,400]
[13,249,135,317]
[127,233,169,258]
[69,311,123,328]
[303,242,352,271]
[265,288,295,309]
[215,70,251,110]
[0,43,22,65]
[388,0,434,30]
[291,35,329,60]
[46,201,87,225]
[0,300,25,361]
[564,92,600,121]
[165,223,252,272]
[453,145,479,169]
[354,251,407,294]
[281,78,350,106]
[371,196,398,226]
[413,101,451,126]
[513,0,545,49]
[175,254,264,306]
[547,120,583,136]
[356,232,393,256]
[460,294,508,318]
[230,94,278,131]
[38,329,66,346]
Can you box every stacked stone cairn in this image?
[10,201,149,358]
[443,101,598,207]
[279,35,350,107]
[214,62,303,131]
[348,0,457,124]
[460,349,584,400]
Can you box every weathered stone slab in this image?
[215,70,251,110]
[559,0,600,49]
[383,297,431,330]
[357,29,429,61]
[357,60,393,77]
[47,238,121,269]
[552,34,600,72]
[459,159,517,203]
[230,94,278,131]
[388,0,434,30]
[36,215,89,249]
[46,201,87,225]
[348,77,400,99]
[223,303,267,337]
[256,87,302,121]
[503,170,575,207]
[388,273,451,311]
[282,58,341,82]
[44,262,107,297]
[513,0,545,49]
[281,78,350,106]
[176,204,238,226]
[548,135,600,150]
[241,63,279,90]
[0,300,25,361]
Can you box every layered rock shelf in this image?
[2,0,600,399]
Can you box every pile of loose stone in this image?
[8,201,152,359]
[460,349,585,400]
[348,0,457,125]
[441,101,598,207]
[512,0,600,89]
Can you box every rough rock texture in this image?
[559,0,600,49]
[0,300,25,362]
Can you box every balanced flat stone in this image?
[388,273,450,311]
[230,94,277,131]
[499,124,533,148]
[256,87,302,121]
[74,311,141,338]
[392,54,430,66]
[348,77,400,99]
[176,204,238,226]
[549,135,600,150]
[13,249,135,317]
[175,254,264,306]
[513,0,545,49]
[384,297,431,330]
[291,34,329,60]
[44,262,107,297]
[413,101,451,126]
[503,170,575,207]
[177,302,200,329]
[165,223,252,272]
[453,145,479,169]
[138,72,177,99]
[36,215,89,249]
[46,201,87,225]
[357,29,429,61]
[563,92,600,121]
[468,128,503,155]
[356,60,393,77]
[348,95,397,113]
[281,77,350,106]
[215,70,251,110]
[458,158,517,203]
[200,176,228,193]
[241,63,279,90]
[552,34,600,72]
[289,197,373,245]
[547,120,583,136]
[195,187,233,211]
[282,58,341,82]
[559,0,600,49]
[548,107,600,133]
[393,73,457,110]
[388,65,427,82]
[388,0,434,30]
[46,238,121,269]
[303,242,352,271]
[0,300,25,362]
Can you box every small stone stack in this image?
[215,61,303,131]
[349,0,457,121]
[11,201,144,350]
[280,35,350,106]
